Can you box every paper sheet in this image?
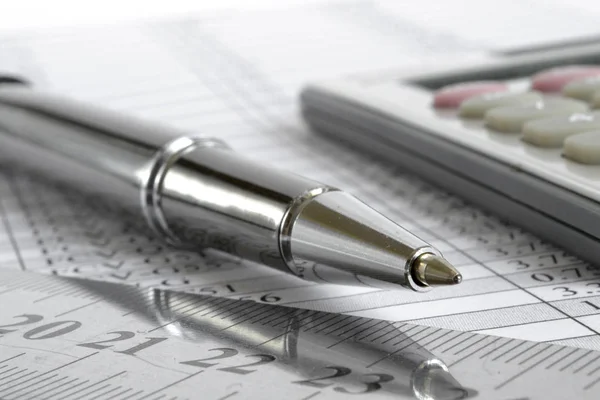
[2,1,600,350]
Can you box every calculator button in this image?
[433,81,507,108]
[531,65,600,92]
[484,98,588,133]
[563,130,600,164]
[522,112,600,148]
[562,76,600,101]
[591,91,600,109]
[459,91,541,118]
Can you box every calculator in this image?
[300,40,600,263]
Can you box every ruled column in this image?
[0,173,24,270]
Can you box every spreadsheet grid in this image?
[1,2,600,351]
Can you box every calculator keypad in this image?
[432,81,507,108]
[459,91,541,118]
[531,65,600,92]
[522,112,600,148]
[431,65,600,169]
[563,76,600,101]
[484,98,588,133]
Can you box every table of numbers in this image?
[1,1,600,351]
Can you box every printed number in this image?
[587,282,600,290]
[531,273,553,283]
[78,332,166,355]
[260,293,281,303]
[583,300,600,311]
[532,267,599,283]
[180,348,239,368]
[294,366,352,388]
[160,278,190,286]
[561,267,582,279]
[553,287,577,297]
[492,248,509,256]
[78,331,136,350]
[114,337,167,355]
[197,285,236,295]
[0,315,82,340]
[198,287,218,295]
[539,254,558,265]
[508,260,530,270]
[23,321,82,340]
[334,373,394,394]
[476,237,489,244]
[217,354,276,375]
[0,314,43,335]
[225,284,236,293]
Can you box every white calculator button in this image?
[563,130,600,164]
[562,76,600,101]
[458,91,541,118]
[484,98,589,133]
[531,65,600,92]
[522,112,600,148]
[591,91,600,109]
[433,81,507,108]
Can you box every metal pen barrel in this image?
[0,83,461,290]
[0,86,320,272]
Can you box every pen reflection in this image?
[73,279,475,399]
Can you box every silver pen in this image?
[0,76,461,291]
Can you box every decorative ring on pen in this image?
[141,136,230,245]
[278,186,335,276]
[405,247,440,292]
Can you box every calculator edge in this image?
[300,84,600,263]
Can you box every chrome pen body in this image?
[0,83,461,291]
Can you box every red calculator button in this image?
[433,81,507,108]
[531,65,600,92]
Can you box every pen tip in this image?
[413,253,462,287]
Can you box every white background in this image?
[2,0,600,33]
[0,0,318,32]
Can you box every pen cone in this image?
[287,191,452,289]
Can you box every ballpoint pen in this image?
[0,76,461,292]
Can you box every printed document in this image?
[1,1,600,350]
